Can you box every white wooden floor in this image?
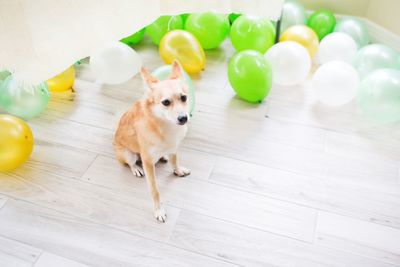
[1,38,400,267]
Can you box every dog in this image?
[113,60,191,223]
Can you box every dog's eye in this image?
[181,95,187,102]
[162,99,171,106]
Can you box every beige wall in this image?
[297,0,400,35]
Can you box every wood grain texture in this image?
[0,235,42,267]
[34,252,90,267]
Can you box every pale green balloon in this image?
[354,44,399,78]
[357,69,400,123]
[281,1,307,32]
[151,65,195,116]
[0,76,50,120]
[334,18,369,48]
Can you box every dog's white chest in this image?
[150,125,187,161]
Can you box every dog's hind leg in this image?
[115,146,144,178]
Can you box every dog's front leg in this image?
[142,156,166,222]
[170,153,191,177]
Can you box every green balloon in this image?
[121,28,145,45]
[281,1,307,32]
[152,65,195,116]
[0,76,50,120]
[354,44,400,78]
[334,18,369,48]
[230,15,276,54]
[228,50,272,103]
[180,13,190,26]
[307,9,336,40]
[146,16,183,45]
[185,12,230,50]
[229,13,241,24]
[357,69,400,123]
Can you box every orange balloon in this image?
[280,25,319,58]
[159,30,205,74]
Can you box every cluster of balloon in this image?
[159,30,205,74]
[228,13,241,24]
[121,28,145,46]
[280,0,307,32]
[354,44,399,78]
[46,66,76,93]
[307,9,336,40]
[265,41,311,86]
[152,65,195,115]
[316,32,358,64]
[185,12,230,50]
[357,69,400,123]
[146,16,183,45]
[334,18,369,48]
[0,76,50,120]
[312,61,360,106]
[0,114,34,172]
[228,50,272,103]
[90,42,142,84]
[230,15,276,54]
[280,25,319,58]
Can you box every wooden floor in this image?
[1,38,400,267]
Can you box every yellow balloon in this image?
[0,114,34,172]
[159,30,206,74]
[46,66,75,93]
[280,25,319,58]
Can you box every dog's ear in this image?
[140,67,158,88]
[169,60,183,80]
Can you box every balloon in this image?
[354,44,399,78]
[46,66,75,93]
[312,61,359,106]
[307,9,336,40]
[316,32,358,64]
[228,50,272,103]
[185,12,230,50]
[121,28,145,45]
[152,65,195,115]
[357,69,400,123]
[230,15,276,54]
[146,16,183,45]
[181,14,190,26]
[90,42,142,84]
[159,30,205,74]
[0,77,50,119]
[280,25,319,58]
[281,1,307,32]
[229,13,241,24]
[334,18,369,48]
[0,70,11,81]
[265,41,311,86]
[0,114,34,172]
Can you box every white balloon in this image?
[312,61,359,106]
[316,32,358,64]
[90,42,142,84]
[265,41,311,86]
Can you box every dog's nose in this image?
[177,115,188,125]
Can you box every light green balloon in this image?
[354,44,399,78]
[146,16,183,45]
[152,65,195,116]
[0,76,50,120]
[281,1,307,32]
[228,50,272,103]
[121,28,145,45]
[357,69,400,123]
[185,12,230,50]
[230,15,276,54]
[334,18,369,48]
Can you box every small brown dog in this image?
[113,60,190,222]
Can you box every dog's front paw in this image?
[130,167,144,178]
[174,167,191,177]
[154,206,167,223]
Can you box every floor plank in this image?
[0,235,42,267]
[82,154,317,242]
[0,199,236,267]
[34,252,90,267]
[316,211,400,265]
[169,210,398,267]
